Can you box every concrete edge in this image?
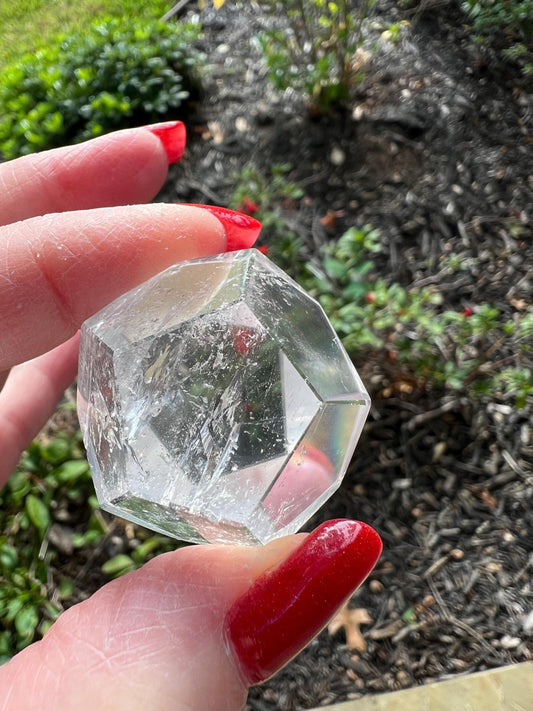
[309,662,533,711]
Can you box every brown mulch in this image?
[158,1,533,708]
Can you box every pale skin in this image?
[0,128,372,710]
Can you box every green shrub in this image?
[0,17,203,160]
[256,0,374,111]
[462,0,533,75]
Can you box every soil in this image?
[49,1,533,708]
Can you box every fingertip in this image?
[182,205,262,250]
[225,519,382,685]
[144,121,187,164]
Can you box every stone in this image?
[77,249,370,545]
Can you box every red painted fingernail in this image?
[145,121,186,164]
[225,519,382,686]
[185,204,262,250]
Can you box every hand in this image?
[0,125,382,711]
[0,121,258,486]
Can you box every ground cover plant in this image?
[462,0,533,76]
[0,428,92,660]
[230,164,533,406]
[0,414,180,661]
[295,225,533,405]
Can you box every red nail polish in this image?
[145,121,186,164]
[185,204,262,250]
[225,519,382,686]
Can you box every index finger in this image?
[0,122,184,226]
[0,203,232,370]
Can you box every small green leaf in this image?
[72,529,102,548]
[39,620,55,637]
[131,538,162,564]
[14,605,39,641]
[58,579,74,599]
[324,258,348,280]
[25,494,50,536]
[0,544,18,571]
[0,630,12,655]
[102,555,135,578]
[7,470,32,501]
[5,598,24,623]
[42,438,70,464]
[402,607,417,625]
[54,459,89,485]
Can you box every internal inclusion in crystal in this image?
[77,249,371,545]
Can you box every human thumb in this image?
[0,519,381,711]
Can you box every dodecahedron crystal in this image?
[77,249,370,545]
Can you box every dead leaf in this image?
[319,209,345,230]
[467,486,498,508]
[206,121,225,144]
[480,489,498,508]
[508,297,527,310]
[352,47,371,72]
[328,605,373,652]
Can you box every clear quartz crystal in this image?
[77,249,370,545]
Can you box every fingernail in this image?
[225,519,382,685]
[184,204,262,250]
[144,121,186,164]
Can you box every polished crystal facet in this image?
[77,249,370,545]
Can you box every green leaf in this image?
[5,598,24,623]
[72,530,102,548]
[58,579,74,599]
[6,470,31,503]
[323,258,349,280]
[0,631,12,655]
[401,607,417,625]
[39,620,55,637]
[25,494,50,536]
[14,605,39,641]
[0,544,18,571]
[343,281,368,299]
[54,459,89,485]
[131,538,163,564]
[42,438,70,464]
[102,555,135,578]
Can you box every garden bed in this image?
[166,2,533,707]
[5,0,533,707]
